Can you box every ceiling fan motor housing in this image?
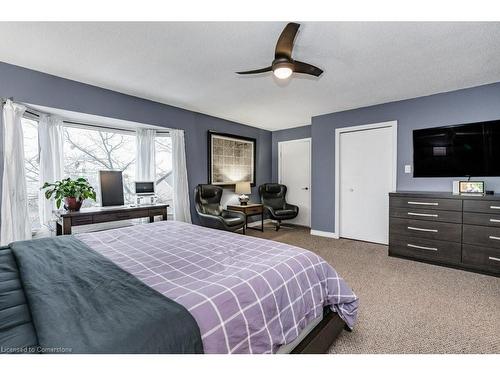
[272,58,294,72]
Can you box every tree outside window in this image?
[21,118,41,230]
[21,119,173,231]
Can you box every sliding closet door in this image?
[339,125,395,244]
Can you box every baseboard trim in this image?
[247,219,272,227]
[310,230,339,239]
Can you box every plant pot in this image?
[64,197,83,212]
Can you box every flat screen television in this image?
[413,119,500,177]
[99,170,125,206]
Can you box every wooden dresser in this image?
[389,192,499,276]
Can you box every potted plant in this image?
[41,177,97,211]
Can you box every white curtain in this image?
[1,100,31,245]
[135,128,156,181]
[38,115,64,230]
[171,128,191,223]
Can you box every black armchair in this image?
[194,184,246,233]
[258,183,299,231]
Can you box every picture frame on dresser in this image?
[207,131,257,187]
[388,192,500,277]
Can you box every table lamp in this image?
[235,181,251,205]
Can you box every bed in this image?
[0,221,358,354]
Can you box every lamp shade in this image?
[235,181,251,195]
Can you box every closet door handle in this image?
[488,256,500,262]
[407,243,438,251]
[407,226,438,233]
[407,212,438,218]
[489,218,500,223]
[407,201,438,206]
[488,236,500,241]
[490,206,500,210]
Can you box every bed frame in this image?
[291,309,349,354]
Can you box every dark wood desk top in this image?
[55,204,169,218]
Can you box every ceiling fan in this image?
[236,22,323,80]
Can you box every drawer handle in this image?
[490,206,500,210]
[489,219,500,223]
[407,243,438,251]
[489,256,500,262]
[407,226,438,233]
[488,236,500,241]
[407,212,438,218]
[408,201,438,206]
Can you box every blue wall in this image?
[311,82,500,233]
[4,62,500,233]
[0,62,272,223]
[271,125,311,181]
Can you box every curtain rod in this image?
[6,98,172,134]
[1,97,14,104]
[24,108,170,135]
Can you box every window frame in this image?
[21,114,173,232]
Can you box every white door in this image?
[338,125,395,244]
[279,139,311,227]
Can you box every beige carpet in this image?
[248,225,500,354]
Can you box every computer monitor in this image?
[135,181,155,195]
[99,170,124,206]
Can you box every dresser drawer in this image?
[463,200,500,214]
[93,210,149,223]
[462,245,500,274]
[390,207,462,223]
[149,208,166,216]
[245,206,263,215]
[71,215,93,226]
[227,205,263,215]
[128,209,150,219]
[93,213,131,223]
[462,224,500,249]
[390,196,462,211]
[463,212,500,228]
[389,235,461,263]
[389,218,461,242]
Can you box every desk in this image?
[55,204,169,235]
[226,203,264,232]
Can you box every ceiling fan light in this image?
[273,66,293,79]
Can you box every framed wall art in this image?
[207,131,256,186]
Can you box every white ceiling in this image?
[1,22,500,131]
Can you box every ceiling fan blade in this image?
[236,66,272,75]
[292,60,323,77]
[275,22,300,59]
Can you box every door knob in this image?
[302,187,309,190]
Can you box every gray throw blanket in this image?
[9,236,203,354]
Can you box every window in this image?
[22,117,173,231]
[21,117,41,230]
[63,126,136,206]
[154,134,173,204]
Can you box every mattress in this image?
[77,220,358,354]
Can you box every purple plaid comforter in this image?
[77,221,358,354]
